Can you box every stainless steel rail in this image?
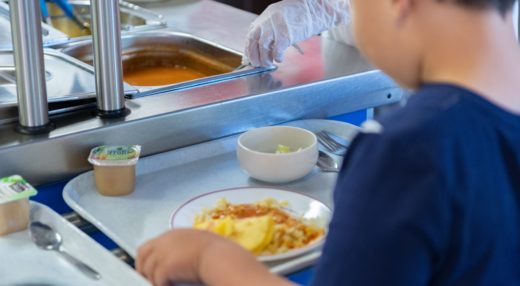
[64,212,134,265]
[0,70,401,185]
[90,0,126,117]
[0,0,402,185]
[63,212,98,233]
[9,0,52,133]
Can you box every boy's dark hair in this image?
[441,0,516,15]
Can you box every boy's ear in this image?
[391,0,415,26]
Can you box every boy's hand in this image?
[136,229,294,286]
[136,229,213,285]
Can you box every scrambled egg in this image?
[193,198,324,256]
[194,215,275,254]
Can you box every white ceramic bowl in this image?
[237,126,318,183]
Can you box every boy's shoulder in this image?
[352,82,520,167]
[368,83,490,144]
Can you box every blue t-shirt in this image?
[311,84,520,286]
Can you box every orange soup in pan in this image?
[123,66,206,86]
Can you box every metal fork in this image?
[316,130,348,156]
[317,150,340,172]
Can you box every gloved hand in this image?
[244,0,351,67]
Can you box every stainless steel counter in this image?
[0,1,69,50]
[0,0,402,185]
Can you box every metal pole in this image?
[90,0,126,117]
[10,0,53,133]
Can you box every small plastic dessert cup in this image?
[88,145,141,196]
[0,175,37,236]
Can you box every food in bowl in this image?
[275,144,302,154]
[237,126,318,183]
[194,198,325,256]
[0,175,37,236]
[88,145,141,196]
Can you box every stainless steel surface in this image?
[50,1,92,32]
[0,0,402,185]
[0,50,93,107]
[234,63,249,71]
[91,0,125,113]
[0,50,138,124]
[317,151,339,173]
[320,130,349,148]
[0,71,400,184]
[29,221,102,280]
[9,0,50,129]
[0,66,15,85]
[61,31,274,97]
[63,212,98,234]
[112,248,135,266]
[46,0,165,42]
[0,1,69,51]
[316,130,348,156]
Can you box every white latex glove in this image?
[244,0,351,67]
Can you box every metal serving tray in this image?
[0,1,69,51]
[60,31,274,98]
[0,202,150,285]
[63,119,360,275]
[46,0,165,42]
[0,49,97,108]
[0,49,138,123]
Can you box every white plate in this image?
[170,187,332,262]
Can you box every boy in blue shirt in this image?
[136,0,520,285]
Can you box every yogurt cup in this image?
[88,145,141,196]
[0,175,37,236]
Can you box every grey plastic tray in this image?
[63,119,360,275]
[0,202,150,286]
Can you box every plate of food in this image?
[170,187,332,262]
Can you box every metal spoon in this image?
[29,221,101,280]
[317,151,340,172]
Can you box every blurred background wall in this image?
[215,0,276,14]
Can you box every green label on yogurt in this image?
[90,145,141,161]
[0,175,37,204]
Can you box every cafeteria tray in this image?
[0,202,150,286]
[63,119,360,275]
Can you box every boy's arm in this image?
[137,229,294,286]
